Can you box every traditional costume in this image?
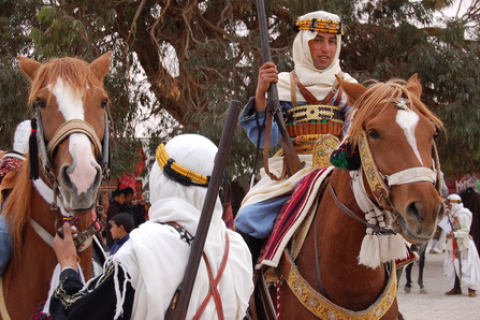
[48,134,254,319]
[443,194,480,297]
[235,11,357,245]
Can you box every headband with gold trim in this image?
[447,199,461,204]
[156,143,210,187]
[294,18,343,35]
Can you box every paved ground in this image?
[396,247,479,320]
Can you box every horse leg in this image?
[404,263,413,293]
[418,243,427,293]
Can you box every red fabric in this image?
[135,147,147,177]
[260,168,328,263]
[119,173,136,190]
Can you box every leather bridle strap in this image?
[47,119,103,160]
[328,184,395,235]
[358,130,437,211]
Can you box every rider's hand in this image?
[255,62,278,111]
[53,223,78,271]
[446,231,454,239]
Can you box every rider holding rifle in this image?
[444,193,480,297]
[235,10,357,265]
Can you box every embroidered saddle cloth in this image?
[256,167,334,270]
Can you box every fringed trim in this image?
[42,262,85,316]
[351,170,407,269]
[110,259,132,320]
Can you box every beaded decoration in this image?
[156,143,210,187]
[295,18,343,35]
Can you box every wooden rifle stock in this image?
[165,100,242,320]
[256,0,303,176]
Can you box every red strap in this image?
[192,232,230,320]
[292,70,342,105]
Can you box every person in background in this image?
[121,187,145,228]
[443,194,480,297]
[109,212,134,255]
[104,189,125,250]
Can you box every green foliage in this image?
[1,0,480,180]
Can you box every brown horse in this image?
[256,74,445,319]
[0,53,111,319]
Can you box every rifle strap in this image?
[192,232,230,320]
[291,71,344,106]
[263,109,286,181]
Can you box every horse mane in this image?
[3,156,32,256]
[348,78,444,147]
[28,57,105,107]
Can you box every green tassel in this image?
[330,148,349,169]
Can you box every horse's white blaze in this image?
[395,109,423,165]
[51,77,99,194]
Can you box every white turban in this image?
[277,10,357,102]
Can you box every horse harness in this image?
[259,97,441,319]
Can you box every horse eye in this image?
[34,98,46,109]
[368,130,380,139]
[101,99,108,109]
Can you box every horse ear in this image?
[335,74,367,105]
[90,52,112,81]
[406,73,422,98]
[17,56,42,81]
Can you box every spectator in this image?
[121,187,145,228]
[105,189,125,249]
[109,213,134,255]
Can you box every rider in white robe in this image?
[443,193,480,297]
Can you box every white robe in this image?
[443,207,480,290]
[113,145,254,319]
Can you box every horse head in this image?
[18,52,111,216]
[338,74,445,243]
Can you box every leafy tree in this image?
[1,0,479,179]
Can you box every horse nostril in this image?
[406,202,422,222]
[60,165,73,190]
[92,165,102,189]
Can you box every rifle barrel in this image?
[165,100,242,320]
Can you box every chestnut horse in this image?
[0,53,111,319]
[256,75,445,319]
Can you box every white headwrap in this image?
[112,134,253,319]
[277,11,356,102]
[448,193,465,214]
[13,120,31,154]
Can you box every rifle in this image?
[256,0,303,177]
[165,100,242,320]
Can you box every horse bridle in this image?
[358,129,441,213]
[30,106,110,248]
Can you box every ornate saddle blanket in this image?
[256,166,334,270]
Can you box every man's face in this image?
[308,32,337,70]
[125,193,133,205]
[115,193,125,205]
[110,221,124,240]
